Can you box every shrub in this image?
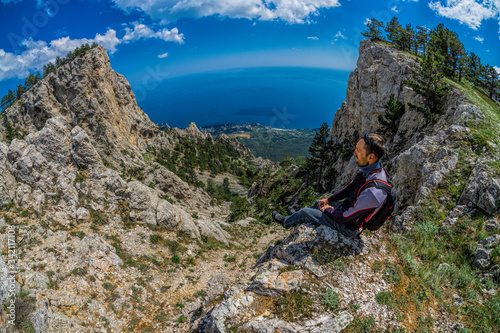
[276,289,313,322]
[171,254,180,264]
[90,210,108,225]
[71,267,87,276]
[150,234,162,244]
[375,291,394,309]
[298,187,317,208]
[322,288,340,310]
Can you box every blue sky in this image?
[0,0,499,105]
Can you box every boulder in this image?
[29,295,83,333]
[70,126,103,170]
[257,224,363,277]
[459,163,500,215]
[485,217,500,232]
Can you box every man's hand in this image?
[319,204,333,212]
[317,198,329,209]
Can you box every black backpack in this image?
[357,179,397,231]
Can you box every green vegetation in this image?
[322,288,340,310]
[406,52,450,119]
[148,133,257,187]
[344,316,376,333]
[381,144,500,331]
[2,117,27,144]
[296,122,338,192]
[378,93,405,137]
[276,289,314,322]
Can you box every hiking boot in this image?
[272,211,286,226]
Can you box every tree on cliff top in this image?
[362,18,385,41]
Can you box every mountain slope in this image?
[0,46,278,333]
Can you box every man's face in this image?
[354,139,370,166]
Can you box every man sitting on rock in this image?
[272,133,389,237]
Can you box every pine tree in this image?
[448,31,463,77]
[6,90,15,108]
[378,94,405,136]
[43,62,56,77]
[404,24,417,54]
[406,52,450,119]
[467,52,481,82]
[16,84,26,99]
[24,73,40,89]
[361,18,385,41]
[457,52,469,82]
[416,26,430,55]
[427,24,462,77]
[484,64,498,99]
[385,17,402,45]
[1,95,8,110]
[307,123,331,192]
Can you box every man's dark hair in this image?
[363,133,385,159]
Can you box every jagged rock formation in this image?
[1,47,156,167]
[196,225,368,332]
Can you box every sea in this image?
[137,66,351,130]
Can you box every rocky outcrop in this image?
[0,46,261,333]
[459,163,500,215]
[1,47,157,167]
[195,224,397,332]
[195,39,499,333]
[214,133,254,159]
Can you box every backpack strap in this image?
[357,179,393,197]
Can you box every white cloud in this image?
[307,36,319,40]
[158,52,169,58]
[123,23,184,43]
[391,6,399,13]
[0,31,120,81]
[474,35,485,42]
[334,31,346,39]
[0,23,182,81]
[494,66,500,74]
[111,0,341,24]
[364,18,371,25]
[428,0,499,30]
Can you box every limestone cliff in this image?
[0,46,157,166]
